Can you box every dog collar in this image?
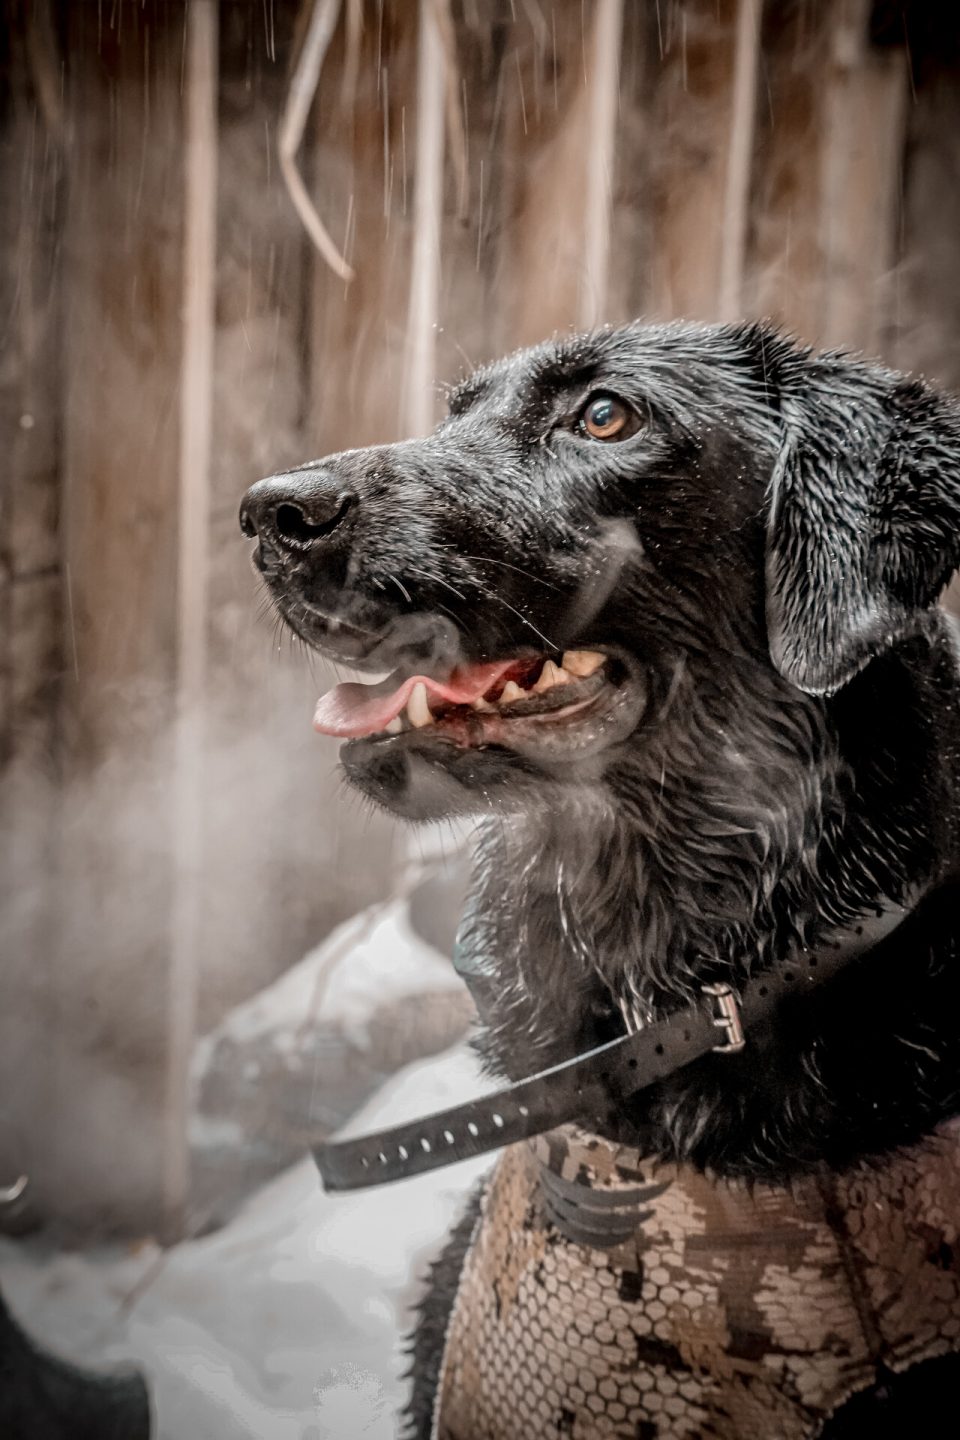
[313,887,927,1193]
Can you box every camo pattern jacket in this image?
[432,1122,960,1439]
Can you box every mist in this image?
[2,0,959,1435]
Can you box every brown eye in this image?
[578,392,639,442]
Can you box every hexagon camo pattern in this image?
[432,1121,960,1439]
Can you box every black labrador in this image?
[241,321,960,1437]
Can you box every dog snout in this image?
[239,469,358,553]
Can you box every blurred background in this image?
[1,0,959,1431]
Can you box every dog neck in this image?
[314,882,926,1192]
[459,786,856,1080]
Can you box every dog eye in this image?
[576,393,640,442]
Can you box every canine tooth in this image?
[407,682,433,728]
[472,697,495,712]
[535,660,563,692]
[562,649,604,677]
[501,680,525,704]
[385,716,403,734]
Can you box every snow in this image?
[190,884,476,1225]
[198,894,464,1061]
[3,882,493,1436]
[1,1040,495,1439]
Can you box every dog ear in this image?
[765,351,960,694]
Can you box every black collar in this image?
[314,885,931,1192]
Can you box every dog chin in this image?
[339,736,522,820]
[339,675,647,821]
[340,733,603,822]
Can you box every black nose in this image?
[239,470,357,550]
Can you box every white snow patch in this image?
[1,1041,494,1439]
[197,897,463,1069]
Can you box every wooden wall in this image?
[1,0,958,1232]
[0,0,63,1220]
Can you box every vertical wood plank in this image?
[163,0,218,1239]
[0,0,63,1203]
[745,0,831,339]
[494,3,618,349]
[56,0,186,1230]
[308,2,420,452]
[402,0,447,436]
[432,11,514,380]
[579,0,624,330]
[746,0,907,352]
[886,12,960,614]
[717,0,761,321]
[889,20,960,390]
[644,0,740,321]
[815,1,907,353]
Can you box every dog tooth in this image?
[562,649,604,677]
[407,682,434,728]
[472,697,495,712]
[535,660,563,692]
[500,680,525,704]
[385,716,403,734]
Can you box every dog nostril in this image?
[239,504,257,538]
[274,492,356,546]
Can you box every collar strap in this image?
[314,891,921,1192]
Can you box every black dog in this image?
[241,321,960,1437]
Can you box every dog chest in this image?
[431,1123,960,1439]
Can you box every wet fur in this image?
[244,320,960,1436]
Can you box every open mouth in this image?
[313,649,627,754]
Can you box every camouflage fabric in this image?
[432,1122,960,1438]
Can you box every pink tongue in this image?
[313,661,515,738]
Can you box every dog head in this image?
[241,321,960,829]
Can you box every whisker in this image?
[387,573,413,604]
[487,594,557,648]
[458,554,562,591]
[405,566,468,602]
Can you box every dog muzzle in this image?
[432,1120,960,1439]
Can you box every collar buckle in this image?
[702,982,745,1053]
